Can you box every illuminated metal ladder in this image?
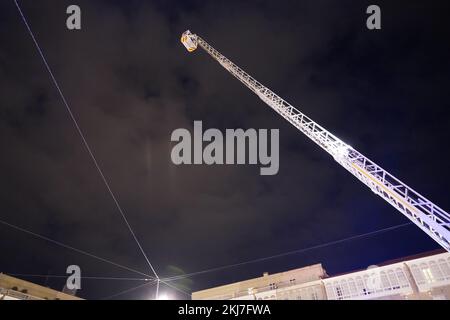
[180,30,450,251]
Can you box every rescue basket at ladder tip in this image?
[181,30,198,52]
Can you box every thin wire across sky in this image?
[13,0,159,280]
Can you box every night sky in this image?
[1,0,450,299]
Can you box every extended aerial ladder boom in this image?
[180,30,450,251]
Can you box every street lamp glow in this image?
[157,293,169,300]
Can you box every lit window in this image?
[355,277,365,296]
[422,268,434,283]
[429,261,444,281]
[380,272,391,291]
[388,270,400,289]
[363,275,373,294]
[348,279,357,296]
[396,268,410,287]
[438,259,450,279]
[341,281,350,298]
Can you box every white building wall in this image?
[231,280,325,300]
[323,252,450,300]
[230,252,450,300]
[0,288,43,300]
[323,263,413,300]
[192,251,450,300]
[405,252,450,292]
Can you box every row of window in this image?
[231,255,450,300]
[409,257,450,286]
[325,267,410,300]
[257,285,322,300]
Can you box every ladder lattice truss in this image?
[181,30,450,251]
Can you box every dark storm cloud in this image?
[1,0,449,299]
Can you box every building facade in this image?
[192,263,328,300]
[192,250,450,300]
[0,273,82,300]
